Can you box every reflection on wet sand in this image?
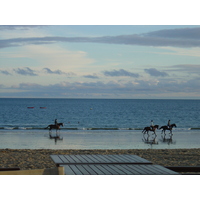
[49,135,63,144]
[160,135,176,145]
[142,134,158,145]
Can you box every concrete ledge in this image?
[0,166,64,175]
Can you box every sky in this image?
[1,2,200,99]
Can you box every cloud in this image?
[166,64,200,74]
[0,25,46,31]
[43,68,76,76]
[3,76,200,98]
[1,27,200,49]
[103,69,139,77]
[144,68,169,77]
[145,27,200,40]
[83,74,99,79]
[43,68,63,75]
[0,70,12,75]
[13,67,38,76]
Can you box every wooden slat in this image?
[88,165,106,175]
[69,165,83,175]
[107,165,127,175]
[121,164,141,175]
[116,155,136,162]
[61,165,75,175]
[81,165,98,175]
[139,165,159,175]
[95,165,114,175]
[103,165,123,175]
[81,155,96,163]
[90,155,106,163]
[58,155,70,163]
[63,155,76,163]
[105,155,124,163]
[68,155,82,163]
[124,155,152,164]
[75,165,90,175]
[129,165,150,175]
[93,155,114,163]
[153,165,179,175]
[50,155,64,164]
[114,165,136,175]
[74,155,89,163]
[144,164,167,175]
[107,155,127,163]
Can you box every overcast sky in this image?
[1,1,200,99]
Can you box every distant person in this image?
[150,120,154,130]
[55,119,57,125]
[167,120,171,128]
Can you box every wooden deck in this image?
[61,164,178,175]
[50,154,179,175]
[50,154,152,166]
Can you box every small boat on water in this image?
[27,107,34,109]
[40,107,46,109]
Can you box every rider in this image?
[150,120,154,130]
[167,120,171,128]
[55,119,58,125]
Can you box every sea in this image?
[0,98,200,149]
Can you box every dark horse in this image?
[45,123,64,135]
[159,123,177,136]
[142,125,159,136]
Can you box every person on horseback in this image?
[150,120,154,130]
[167,120,171,128]
[55,119,57,125]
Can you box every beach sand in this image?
[0,148,200,173]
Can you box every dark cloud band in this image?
[1,27,200,49]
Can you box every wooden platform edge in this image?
[54,162,153,166]
[0,167,20,171]
[165,166,200,173]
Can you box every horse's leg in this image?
[143,132,146,141]
[147,131,150,139]
[164,130,166,137]
[142,129,145,134]
[49,127,52,137]
[147,134,150,141]
[170,129,173,137]
[154,130,157,137]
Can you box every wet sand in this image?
[0,148,200,172]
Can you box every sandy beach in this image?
[0,148,199,173]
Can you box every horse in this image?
[45,123,64,135]
[159,123,177,136]
[142,125,159,136]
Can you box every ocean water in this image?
[0,98,200,149]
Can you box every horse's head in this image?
[155,125,159,129]
[58,123,63,126]
[172,123,177,127]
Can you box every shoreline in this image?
[0,148,200,171]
